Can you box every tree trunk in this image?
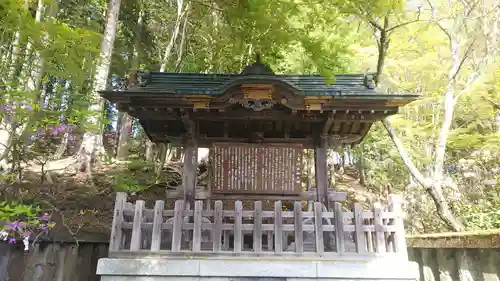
[374,16,389,85]
[142,1,189,162]
[0,7,27,168]
[174,5,190,71]
[356,144,365,186]
[382,118,465,231]
[116,112,132,160]
[145,141,154,162]
[78,0,122,172]
[155,143,168,182]
[116,8,143,160]
[0,0,50,171]
[159,0,190,72]
[52,132,69,159]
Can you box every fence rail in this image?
[109,192,407,258]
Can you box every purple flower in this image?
[36,128,45,137]
[22,103,33,110]
[0,104,12,112]
[7,222,20,231]
[8,238,16,244]
[40,224,48,231]
[22,231,31,238]
[54,125,68,135]
[41,214,50,221]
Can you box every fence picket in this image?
[150,200,164,251]
[373,203,387,253]
[109,193,127,251]
[253,201,263,253]
[314,202,324,254]
[213,201,223,252]
[353,203,366,254]
[274,201,283,254]
[334,202,345,254]
[192,200,203,252]
[171,200,184,252]
[389,195,407,257]
[294,202,303,253]
[234,201,243,252]
[130,200,145,251]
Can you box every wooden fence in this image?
[109,192,408,258]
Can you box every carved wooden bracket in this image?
[241,84,273,99]
[304,96,332,111]
[185,95,212,109]
[234,84,276,111]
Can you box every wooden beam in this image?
[169,186,347,200]
[130,109,392,122]
[315,136,329,209]
[119,99,400,111]
[154,136,317,148]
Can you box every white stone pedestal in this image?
[97,256,419,281]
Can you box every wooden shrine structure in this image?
[96,58,420,281]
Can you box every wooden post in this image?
[183,138,198,209]
[314,202,324,254]
[213,200,223,252]
[130,200,145,251]
[150,200,165,251]
[253,201,263,253]
[352,203,367,254]
[171,200,184,252]
[373,202,387,253]
[334,202,345,254]
[109,192,127,251]
[315,136,329,209]
[192,200,203,252]
[389,194,408,258]
[234,201,243,252]
[274,201,283,254]
[294,202,304,253]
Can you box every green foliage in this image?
[113,174,150,193]
[0,201,40,218]
[457,189,500,229]
[0,201,56,248]
[127,159,154,172]
[355,2,500,233]
[111,160,155,193]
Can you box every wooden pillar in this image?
[315,136,329,209]
[183,138,198,209]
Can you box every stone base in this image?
[97,256,419,281]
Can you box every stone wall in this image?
[0,242,108,281]
[407,230,500,281]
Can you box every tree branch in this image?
[382,118,465,231]
[387,8,422,32]
[381,118,430,188]
[449,39,476,82]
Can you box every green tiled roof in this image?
[127,71,384,97]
